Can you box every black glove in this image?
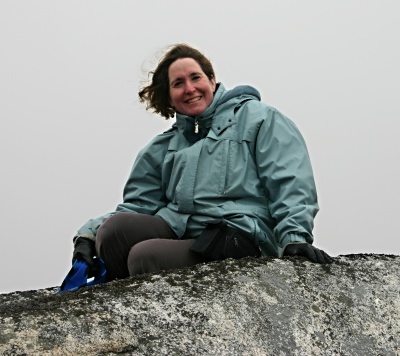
[283,243,333,264]
[72,237,99,275]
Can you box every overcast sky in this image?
[1,1,399,294]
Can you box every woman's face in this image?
[168,57,216,117]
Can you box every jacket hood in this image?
[175,83,261,143]
[218,84,261,106]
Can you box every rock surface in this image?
[0,254,399,355]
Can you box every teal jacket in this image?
[76,83,319,257]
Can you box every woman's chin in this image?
[180,105,207,117]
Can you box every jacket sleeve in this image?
[74,136,170,240]
[255,107,319,253]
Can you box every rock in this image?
[0,254,399,355]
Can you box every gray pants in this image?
[95,212,206,280]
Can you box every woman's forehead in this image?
[168,58,203,79]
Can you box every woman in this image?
[72,43,332,282]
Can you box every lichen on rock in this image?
[0,254,399,355]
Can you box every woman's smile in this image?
[186,96,202,103]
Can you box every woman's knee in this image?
[96,214,123,248]
[128,240,160,276]
[128,239,191,275]
[97,213,175,246]
[95,212,137,258]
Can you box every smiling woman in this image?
[63,43,332,291]
[168,58,216,117]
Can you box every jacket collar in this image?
[175,83,260,143]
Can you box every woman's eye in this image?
[172,81,182,88]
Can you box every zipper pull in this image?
[194,119,199,134]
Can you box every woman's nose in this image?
[185,81,195,93]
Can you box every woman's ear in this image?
[168,94,173,109]
[168,98,175,111]
[211,78,216,92]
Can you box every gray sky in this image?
[1,1,399,294]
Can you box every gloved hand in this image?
[283,243,333,264]
[72,237,99,275]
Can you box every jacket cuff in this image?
[279,233,309,257]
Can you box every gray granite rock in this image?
[0,254,399,355]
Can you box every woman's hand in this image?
[72,237,99,275]
[283,243,333,264]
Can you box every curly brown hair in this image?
[138,44,216,119]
